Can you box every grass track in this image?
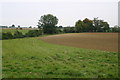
[2,37,118,78]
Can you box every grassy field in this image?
[2,37,118,78]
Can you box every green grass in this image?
[2,29,29,34]
[2,37,118,78]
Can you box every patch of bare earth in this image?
[40,33,118,52]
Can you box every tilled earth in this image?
[40,33,118,52]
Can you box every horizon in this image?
[0,0,119,27]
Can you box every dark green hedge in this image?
[2,30,42,40]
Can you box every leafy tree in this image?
[75,18,109,32]
[75,20,84,32]
[112,25,120,32]
[100,22,109,32]
[93,18,110,32]
[59,26,63,28]
[12,24,15,28]
[18,25,20,28]
[93,17,100,32]
[29,26,32,28]
[83,18,94,32]
[38,14,58,34]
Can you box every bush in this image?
[14,31,24,38]
[25,30,42,37]
[0,33,2,40]
[63,27,76,33]
[2,30,42,40]
[2,32,14,40]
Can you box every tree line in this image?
[1,14,120,40]
[37,14,120,34]
[1,30,42,40]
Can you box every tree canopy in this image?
[75,18,110,32]
[38,14,58,34]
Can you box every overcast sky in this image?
[0,0,119,27]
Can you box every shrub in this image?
[0,33,2,40]
[20,28,22,30]
[14,31,24,38]
[63,27,76,33]
[2,30,42,40]
[25,30,42,37]
[2,32,14,40]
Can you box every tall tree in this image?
[18,25,20,28]
[93,17,100,32]
[93,18,110,32]
[75,20,84,32]
[83,18,94,32]
[100,22,109,32]
[38,14,58,34]
[11,24,15,28]
[112,25,119,32]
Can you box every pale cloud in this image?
[0,0,119,2]
[0,0,119,27]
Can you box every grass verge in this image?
[2,37,118,78]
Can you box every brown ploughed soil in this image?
[40,33,118,52]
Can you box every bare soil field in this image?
[40,33,118,52]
